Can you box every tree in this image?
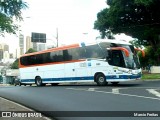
[11,48,37,69]
[94,0,160,65]
[0,0,28,36]
[11,58,19,69]
[129,39,143,49]
[25,48,37,54]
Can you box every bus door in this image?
[107,50,126,68]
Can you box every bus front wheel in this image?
[95,74,107,86]
[36,76,43,86]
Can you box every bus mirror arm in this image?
[106,47,129,57]
[134,48,145,57]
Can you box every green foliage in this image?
[94,0,160,65]
[11,48,37,69]
[0,0,28,36]
[129,39,143,49]
[11,58,19,69]
[138,46,160,67]
[135,0,154,6]
[25,48,37,54]
[142,73,160,80]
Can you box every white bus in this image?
[19,39,145,86]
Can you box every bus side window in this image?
[36,54,43,64]
[78,47,86,59]
[29,55,36,65]
[43,53,51,63]
[63,50,72,61]
[57,51,63,62]
[107,50,112,64]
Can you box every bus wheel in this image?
[95,74,107,86]
[111,82,119,85]
[19,82,21,86]
[51,83,59,86]
[36,76,42,86]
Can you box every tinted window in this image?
[50,51,63,62]
[67,47,86,60]
[107,50,125,67]
[85,45,104,58]
[20,44,105,66]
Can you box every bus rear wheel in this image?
[95,74,107,86]
[36,76,43,86]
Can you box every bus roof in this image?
[20,39,131,57]
[21,43,80,57]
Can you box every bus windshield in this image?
[121,45,141,69]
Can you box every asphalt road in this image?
[0,80,160,120]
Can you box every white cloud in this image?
[22,0,107,44]
[1,0,108,53]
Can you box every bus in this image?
[19,39,145,86]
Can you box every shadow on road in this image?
[29,82,142,88]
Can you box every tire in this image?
[35,76,43,86]
[19,82,21,86]
[51,83,59,86]
[111,82,119,85]
[95,74,107,86]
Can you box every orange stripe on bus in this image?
[19,59,85,68]
[135,48,145,57]
[109,47,130,57]
[21,43,80,57]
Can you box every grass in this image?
[142,73,160,80]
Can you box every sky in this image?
[0,0,133,53]
[22,0,108,45]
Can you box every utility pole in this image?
[56,28,58,47]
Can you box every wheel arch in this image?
[35,76,41,84]
[94,72,105,82]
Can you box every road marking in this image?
[112,88,119,94]
[94,90,160,101]
[88,88,96,91]
[67,87,160,101]
[66,88,86,91]
[147,89,160,98]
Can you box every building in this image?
[0,43,10,62]
[16,47,20,58]
[4,44,9,52]
[0,49,3,61]
[37,43,46,51]
[26,36,33,52]
[32,42,46,51]
[19,34,24,55]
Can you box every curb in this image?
[0,97,52,120]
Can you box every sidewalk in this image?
[0,95,52,120]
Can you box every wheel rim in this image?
[98,76,105,83]
[36,77,41,85]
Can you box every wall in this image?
[151,66,160,73]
